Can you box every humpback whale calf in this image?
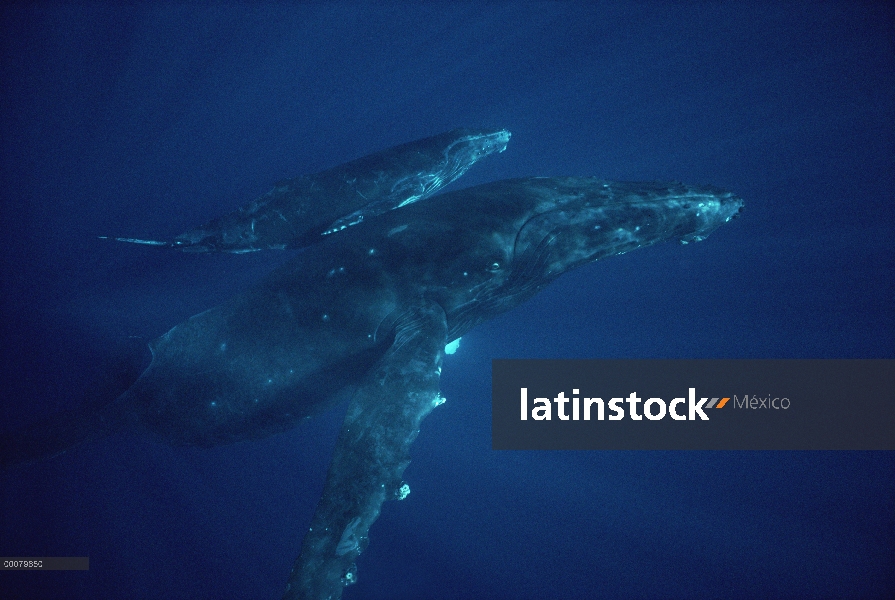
[3,176,742,599]
[101,128,510,253]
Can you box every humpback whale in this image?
[3,175,742,599]
[101,128,510,253]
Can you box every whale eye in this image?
[488,262,501,272]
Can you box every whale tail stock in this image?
[1,344,145,471]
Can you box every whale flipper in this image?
[284,302,447,600]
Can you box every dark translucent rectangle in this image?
[492,360,894,450]
[1,557,89,570]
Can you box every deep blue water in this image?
[1,3,893,599]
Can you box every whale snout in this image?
[678,190,744,244]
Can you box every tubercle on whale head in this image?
[445,128,511,163]
[474,128,511,154]
[676,189,744,244]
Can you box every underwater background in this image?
[1,3,892,599]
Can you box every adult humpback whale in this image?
[2,177,742,598]
[102,128,510,253]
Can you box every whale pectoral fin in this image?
[283,302,448,600]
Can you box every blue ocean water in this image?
[1,3,892,599]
